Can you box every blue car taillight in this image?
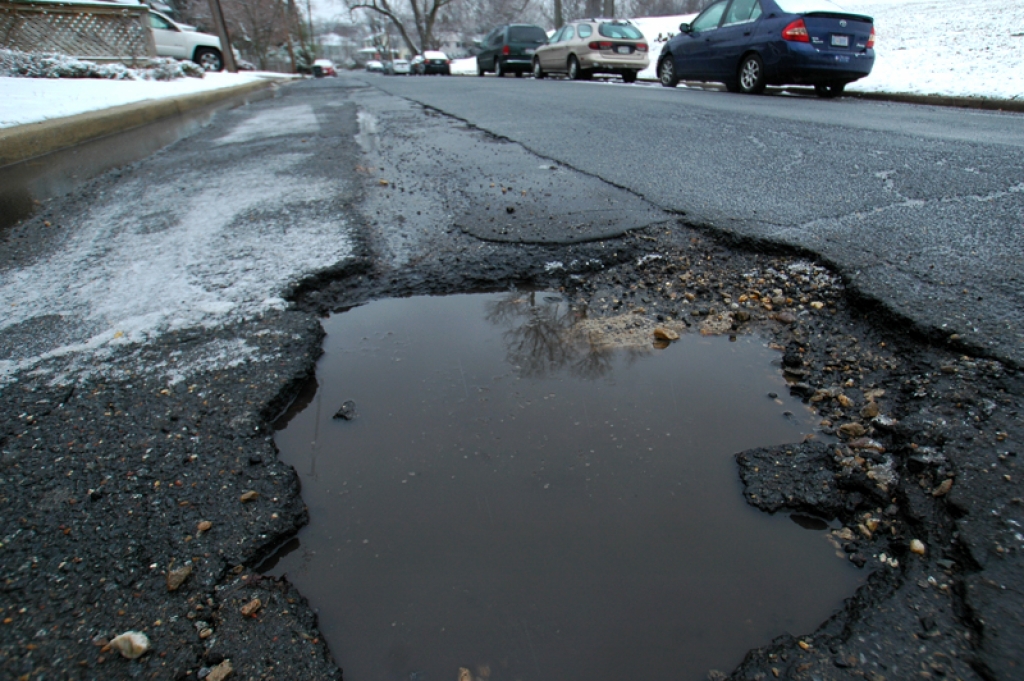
[782,19,810,43]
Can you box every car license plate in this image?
[525,48,535,55]
[617,46,630,54]
[831,34,849,47]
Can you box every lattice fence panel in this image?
[1,1,155,59]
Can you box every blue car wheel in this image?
[658,56,678,88]
[738,54,766,94]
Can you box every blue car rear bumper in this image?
[766,42,874,84]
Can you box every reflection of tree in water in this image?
[486,291,644,380]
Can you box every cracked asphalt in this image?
[2,73,1023,680]
[367,74,1024,367]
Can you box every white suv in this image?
[147,10,224,71]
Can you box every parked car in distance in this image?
[476,24,548,77]
[147,9,224,71]
[313,58,337,76]
[365,60,384,73]
[532,19,648,82]
[417,50,451,75]
[384,58,412,75]
[657,0,875,97]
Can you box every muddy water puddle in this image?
[268,292,863,681]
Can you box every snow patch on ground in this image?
[0,131,355,386]
[844,0,1024,99]
[214,103,320,145]
[1,48,205,81]
[0,71,282,128]
[450,58,477,76]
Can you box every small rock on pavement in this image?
[653,327,679,341]
[240,598,262,617]
[333,400,357,420]
[771,311,797,325]
[240,490,258,503]
[910,538,927,556]
[166,564,192,591]
[206,659,234,681]
[198,520,213,534]
[932,478,953,497]
[107,631,150,659]
[838,422,867,438]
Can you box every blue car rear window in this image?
[598,23,643,39]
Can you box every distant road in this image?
[363,74,1024,366]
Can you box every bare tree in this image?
[346,0,463,54]
[221,0,288,69]
[455,0,533,33]
[626,0,702,15]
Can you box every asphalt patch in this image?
[454,165,672,243]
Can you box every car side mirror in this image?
[679,22,692,33]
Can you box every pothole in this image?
[267,291,864,681]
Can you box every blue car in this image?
[657,0,875,97]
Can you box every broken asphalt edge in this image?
[0,77,289,168]
[402,90,1023,371]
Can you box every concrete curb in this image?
[0,77,284,167]
[638,78,1024,112]
[844,89,1024,113]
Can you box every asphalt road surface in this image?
[366,73,1024,367]
[3,74,1023,681]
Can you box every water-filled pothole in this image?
[267,292,863,681]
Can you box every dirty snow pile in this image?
[1,48,205,80]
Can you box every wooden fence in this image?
[0,0,155,61]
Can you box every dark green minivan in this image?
[476,24,549,77]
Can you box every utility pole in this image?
[306,0,316,58]
[206,0,237,72]
[554,0,563,28]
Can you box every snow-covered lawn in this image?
[843,0,1023,98]
[0,71,289,128]
[453,0,1024,101]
